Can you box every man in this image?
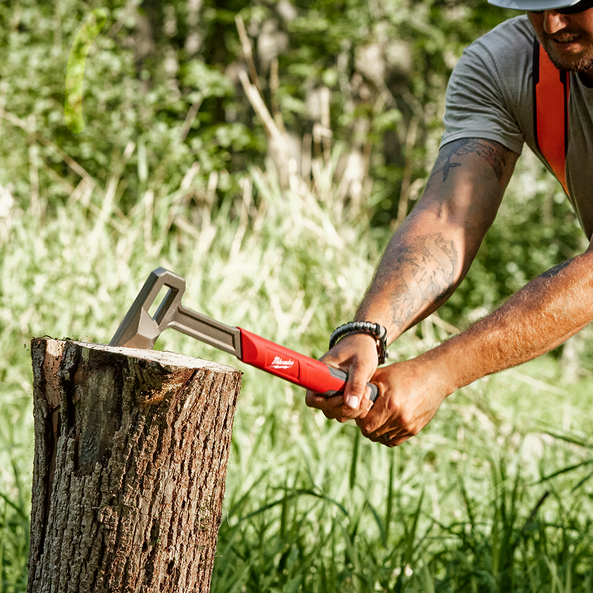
[306,0,593,446]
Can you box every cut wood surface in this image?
[29,338,242,593]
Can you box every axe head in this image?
[110,267,186,349]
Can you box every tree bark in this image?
[28,338,242,593]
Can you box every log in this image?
[28,338,242,593]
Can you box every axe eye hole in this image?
[148,286,172,320]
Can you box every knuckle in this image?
[339,408,358,423]
[397,414,417,435]
[385,398,399,416]
[319,352,339,365]
[358,406,371,420]
[305,393,329,409]
[359,423,375,437]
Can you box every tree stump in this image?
[28,338,242,593]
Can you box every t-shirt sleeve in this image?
[440,43,525,155]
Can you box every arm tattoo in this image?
[388,234,459,330]
[540,260,572,279]
[436,138,507,183]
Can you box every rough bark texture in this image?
[28,338,242,593]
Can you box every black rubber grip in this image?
[317,367,379,403]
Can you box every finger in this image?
[327,399,374,422]
[359,409,405,443]
[305,390,344,412]
[368,433,394,447]
[355,372,392,434]
[392,435,410,447]
[356,404,388,437]
[306,388,371,424]
[370,431,408,447]
[323,406,352,423]
[374,433,392,446]
[344,385,373,420]
[315,334,379,411]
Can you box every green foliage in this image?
[0,0,582,327]
[0,0,517,211]
[0,0,262,210]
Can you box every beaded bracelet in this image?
[329,321,389,365]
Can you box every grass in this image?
[211,364,593,593]
[1,78,593,593]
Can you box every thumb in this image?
[343,360,375,409]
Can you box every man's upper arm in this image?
[417,137,520,267]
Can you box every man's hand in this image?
[356,356,450,447]
[305,333,378,422]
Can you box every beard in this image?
[541,34,593,73]
[544,43,593,72]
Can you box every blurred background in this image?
[1,0,593,591]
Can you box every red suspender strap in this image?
[533,39,570,195]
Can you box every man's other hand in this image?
[356,357,449,447]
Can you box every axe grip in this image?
[238,328,379,402]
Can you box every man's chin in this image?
[543,43,593,74]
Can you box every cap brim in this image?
[489,0,582,9]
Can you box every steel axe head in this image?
[110,267,186,349]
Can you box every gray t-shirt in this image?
[441,15,593,239]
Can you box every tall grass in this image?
[1,78,593,593]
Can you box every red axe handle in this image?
[239,328,379,402]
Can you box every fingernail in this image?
[346,396,359,409]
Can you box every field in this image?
[1,141,593,592]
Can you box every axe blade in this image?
[109,267,185,349]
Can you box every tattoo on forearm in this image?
[387,234,459,330]
[435,138,507,183]
[540,260,572,279]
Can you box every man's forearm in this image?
[355,215,464,342]
[423,253,593,394]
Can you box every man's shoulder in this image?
[465,15,534,63]
[442,16,535,156]
[453,15,535,90]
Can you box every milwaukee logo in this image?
[270,356,295,370]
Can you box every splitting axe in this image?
[110,267,378,401]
